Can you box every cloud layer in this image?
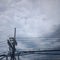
[0,0,60,60]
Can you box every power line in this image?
[0,40,6,43]
[16,37,60,38]
[0,28,60,60]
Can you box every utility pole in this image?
[7,28,17,60]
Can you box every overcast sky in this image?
[0,0,60,59]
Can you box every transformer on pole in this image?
[7,28,17,60]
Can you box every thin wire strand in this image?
[0,40,6,43]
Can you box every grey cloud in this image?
[49,25,60,38]
[0,0,21,14]
[0,0,60,60]
[0,0,60,50]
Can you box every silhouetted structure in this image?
[7,28,17,60]
[0,28,60,60]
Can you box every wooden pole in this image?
[18,55,20,60]
[6,56,8,60]
[14,28,16,40]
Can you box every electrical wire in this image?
[0,40,6,43]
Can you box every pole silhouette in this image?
[7,28,17,60]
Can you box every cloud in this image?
[0,0,60,60]
[0,0,60,48]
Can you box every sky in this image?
[0,0,60,60]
